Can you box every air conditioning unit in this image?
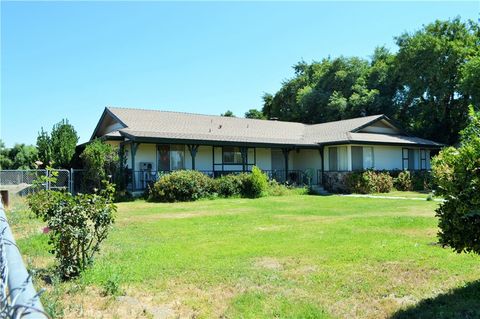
[139,162,153,171]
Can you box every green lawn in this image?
[9,194,480,319]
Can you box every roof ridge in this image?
[106,106,304,126]
[107,106,386,129]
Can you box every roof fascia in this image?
[89,107,128,141]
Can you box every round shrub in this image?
[241,166,268,198]
[375,171,393,193]
[214,174,246,197]
[148,170,214,202]
[394,171,413,191]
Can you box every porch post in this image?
[240,147,248,172]
[130,142,139,192]
[187,144,200,170]
[282,148,291,182]
[319,146,325,186]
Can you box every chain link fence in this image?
[0,170,70,196]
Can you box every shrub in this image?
[411,170,434,191]
[148,170,214,202]
[241,166,269,198]
[395,171,413,191]
[375,171,394,193]
[345,170,393,194]
[214,174,246,197]
[432,107,480,254]
[266,179,291,196]
[27,182,116,280]
[80,139,120,192]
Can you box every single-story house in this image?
[89,107,443,191]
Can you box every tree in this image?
[50,119,79,168]
[394,18,480,144]
[80,139,119,191]
[9,144,38,169]
[432,106,480,254]
[0,140,13,169]
[244,109,266,119]
[221,110,235,117]
[36,127,52,167]
[260,18,479,145]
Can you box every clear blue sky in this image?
[1,1,479,147]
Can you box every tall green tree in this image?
[8,144,38,169]
[261,18,479,145]
[393,18,479,144]
[36,127,52,167]
[50,119,79,168]
[0,140,13,169]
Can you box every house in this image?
[89,107,443,192]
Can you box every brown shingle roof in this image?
[100,107,441,147]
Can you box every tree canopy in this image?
[37,119,79,168]
[0,140,38,169]
[261,18,479,145]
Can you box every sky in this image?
[1,1,479,147]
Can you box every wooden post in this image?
[187,144,200,170]
[130,142,139,192]
[282,148,291,182]
[319,146,324,186]
[240,147,248,172]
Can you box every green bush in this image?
[214,174,246,197]
[266,179,291,196]
[394,171,413,191]
[241,166,269,198]
[432,107,480,254]
[411,170,434,191]
[376,171,394,193]
[345,170,393,194]
[148,170,214,202]
[27,182,116,280]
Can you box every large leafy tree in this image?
[395,18,480,144]
[8,144,38,169]
[0,140,13,169]
[261,18,479,145]
[50,119,79,168]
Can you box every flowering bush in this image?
[27,182,116,279]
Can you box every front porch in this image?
[114,141,324,192]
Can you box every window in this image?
[328,146,347,171]
[403,148,416,170]
[420,149,427,170]
[170,145,185,170]
[363,147,374,169]
[223,147,243,164]
[351,146,374,171]
[157,145,185,171]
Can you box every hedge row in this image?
[344,170,434,194]
[148,167,269,202]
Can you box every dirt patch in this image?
[253,257,283,271]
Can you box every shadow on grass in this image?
[390,280,480,319]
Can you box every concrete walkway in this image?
[340,194,445,202]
